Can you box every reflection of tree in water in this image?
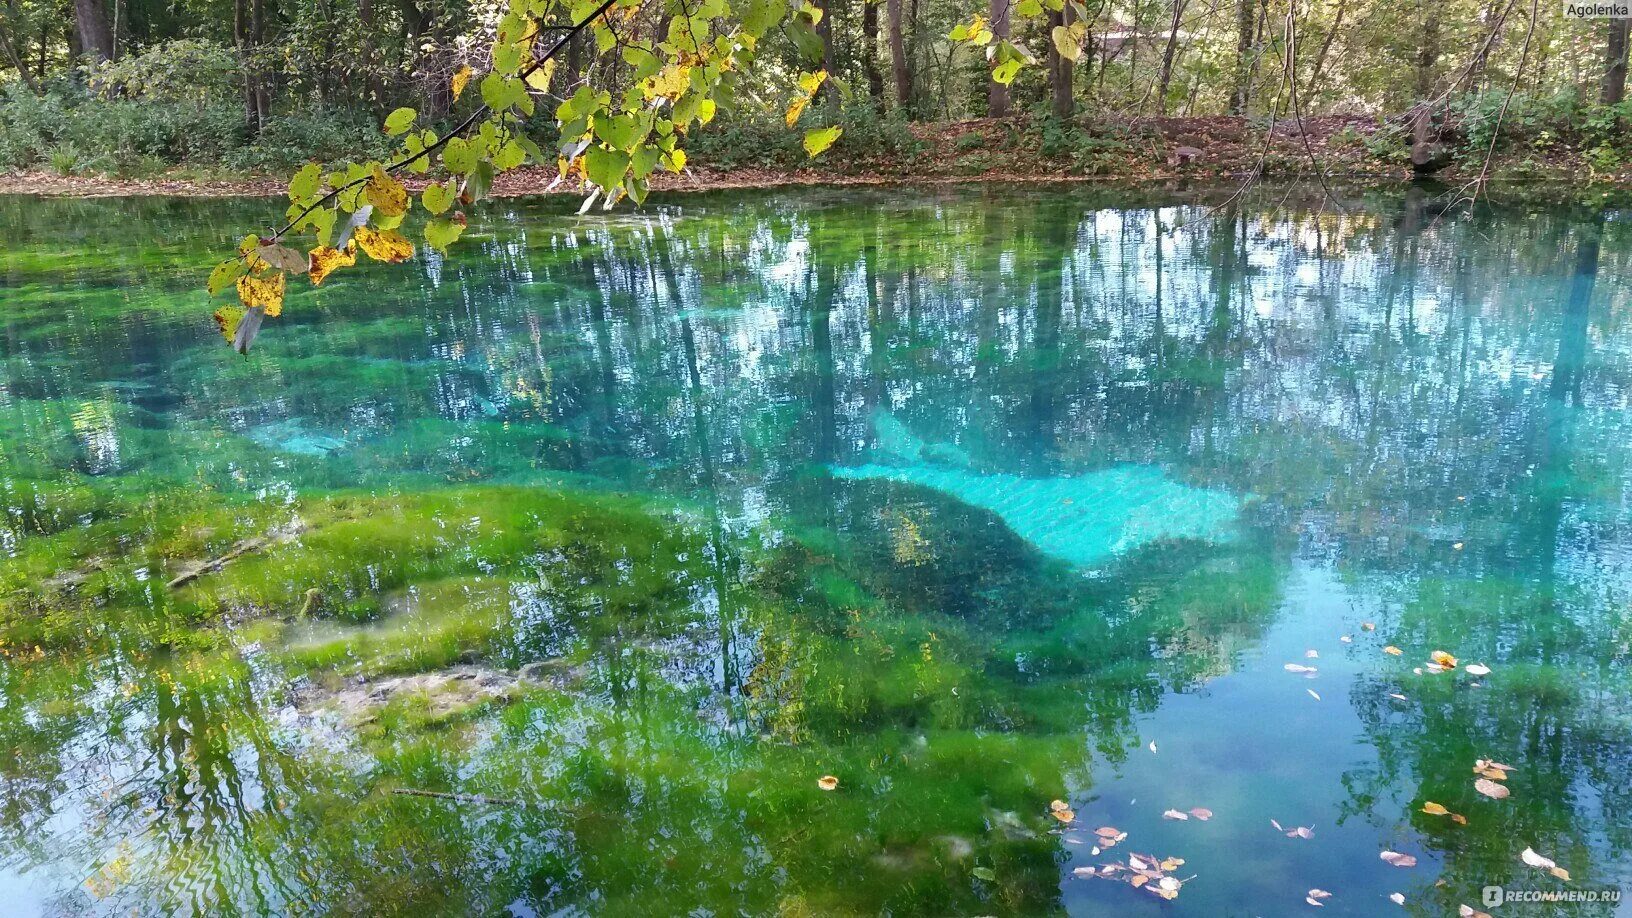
[4,187,1632,911]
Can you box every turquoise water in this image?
[0,185,1629,915]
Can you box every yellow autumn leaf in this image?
[647,64,690,98]
[308,244,357,286]
[1430,650,1458,669]
[353,225,415,263]
[365,166,409,217]
[236,271,286,317]
[817,775,838,791]
[452,64,473,101]
[1383,645,1403,655]
[524,59,555,92]
[785,95,810,127]
[1421,801,1450,816]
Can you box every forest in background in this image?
[1,0,1631,183]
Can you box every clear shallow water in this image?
[0,185,1630,915]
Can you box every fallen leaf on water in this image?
[1271,819,1283,831]
[1362,622,1377,631]
[1390,892,1406,905]
[1306,897,1324,907]
[1285,663,1318,674]
[1130,873,1149,888]
[1520,847,1556,871]
[1094,826,1123,838]
[1308,689,1322,701]
[1431,650,1459,669]
[817,775,839,791]
[1128,855,1151,871]
[1189,807,1213,820]
[1340,635,1353,643]
[1308,888,1332,899]
[1379,850,1418,868]
[1287,826,1314,839]
[1453,542,1465,550]
[1160,857,1185,871]
[1422,802,1450,816]
[1051,799,1071,813]
[1551,866,1571,880]
[1306,649,1320,658]
[1451,813,1468,825]
[1389,693,1409,701]
[1465,663,1491,676]
[1072,866,1097,877]
[1460,905,1493,918]
[1052,807,1075,823]
[1474,778,1510,799]
[1162,809,1189,821]
[1383,646,1404,656]
[972,866,996,881]
[1148,741,1158,753]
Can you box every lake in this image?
[0,184,1628,915]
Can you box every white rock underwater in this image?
[833,413,1244,569]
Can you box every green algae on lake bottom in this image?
[1,184,1631,915]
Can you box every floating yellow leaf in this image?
[1474,777,1510,799]
[1430,650,1458,669]
[1421,801,1450,816]
[235,271,286,317]
[1052,806,1075,823]
[1050,799,1070,812]
[1362,621,1377,631]
[1383,645,1403,655]
[308,244,357,286]
[817,775,838,791]
[451,64,473,101]
[353,225,415,263]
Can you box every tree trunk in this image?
[72,0,113,62]
[862,0,884,102]
[1306,0,1347,100]
[887,0,912,112]
[987,0,1010,116]
[1229,0,1253,114]
[1156,0,1187,114]
[1602,19,1629,105]
[0,19,39,92]
[234,0,262,135]
[817,0,838,113]
[1048,7,1073,118]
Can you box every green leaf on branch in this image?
[425,217,467,253]
[207,259,243,297]
[422,180,455,215]
[288,162,322,202]
[384,107,417,136]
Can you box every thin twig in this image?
[391,788,530,807]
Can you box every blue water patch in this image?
[830,462,1243,568]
